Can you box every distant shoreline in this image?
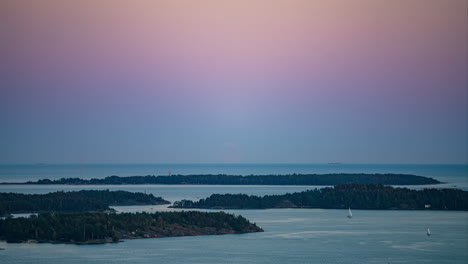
[0,173,442,186]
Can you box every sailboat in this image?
[427,228,431,236]
[347,208,353,218]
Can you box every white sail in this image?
[347,208,352,218]
[427,228,431,236]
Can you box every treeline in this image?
[0,211,263,243]
[171,184,468,210]
[16,173,441,185]
[0,190,169,216]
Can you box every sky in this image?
[0,0,467,164]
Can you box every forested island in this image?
[171,184,467,210]
[0,211,263,244]
[8,173,441,185]
[0,190,169,216]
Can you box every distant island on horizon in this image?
[2,173,442,186]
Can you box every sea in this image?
[0,164,467,264]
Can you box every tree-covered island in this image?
[0,211,263,244]
[171,184,468,210]
[9,173,442,185]
[0,190,170,216]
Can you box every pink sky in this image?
[0,0,466,163]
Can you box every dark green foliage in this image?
[171,184,468,210]
[0,211,262,243]
[20,173,441,185]
[0,190,169,215]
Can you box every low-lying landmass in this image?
[0,190,170,216]
[0,211,263,244]
[5,173,441,185]
[171,184,468,210]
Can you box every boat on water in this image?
[427,228,431,236]
[347,208,352,218]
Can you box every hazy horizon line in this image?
[0,163,467,166]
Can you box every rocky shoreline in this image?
[13,225,264,245]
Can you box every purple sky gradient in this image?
[0,0,467,164]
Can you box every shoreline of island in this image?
[0,211,263,244]
[0,173,442,186]
[170,184,468,211]
[0,190,170,216]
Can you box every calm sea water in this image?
[1,206,467,264]
[0,164,467,263]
